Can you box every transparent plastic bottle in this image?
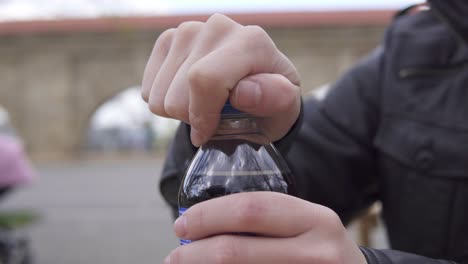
[178,102,295,245]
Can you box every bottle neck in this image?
[215,114,260,136]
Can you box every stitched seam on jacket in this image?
[361,248,378,264]
[373,249,393,264]
[361,247,382,264]
[383,112,468,134]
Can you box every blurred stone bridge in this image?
[0,10,391,158]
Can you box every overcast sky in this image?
[0,0,418,21]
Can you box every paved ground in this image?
[2,158,178,264]
[1,157,388,264]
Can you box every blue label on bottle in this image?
[179,207,191,245]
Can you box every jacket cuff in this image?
[360,247,392,264]
[360,247,459,264]
[273,98,304,154]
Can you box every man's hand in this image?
[141,14,301,146]
[164,192,367,264]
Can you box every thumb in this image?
[230,73,301,118]
[229,73,301,142]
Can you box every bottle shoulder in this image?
[209,132,270,145]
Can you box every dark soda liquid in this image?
[179,173,293,208]
[177,123,295,244]
[179,138,295,208]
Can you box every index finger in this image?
[186,45,244,146]
[186,26,295,146]
[141,28,175,102]
[174,192,323,241]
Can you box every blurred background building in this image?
[0,0,413,159]
[0,0,416,263]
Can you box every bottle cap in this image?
[221,99,243,115]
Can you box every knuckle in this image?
[155,28,175,53]
[243,25,268,39]
[241,25,272,53]
[206,13,230,25]
[284,85,300,110]
[212,236,238,264]
[268,46,300,85]
[148,99,165,116]
[322,207,342,227]
[283,64,301,86]
[163,100,178,116]
[318,206,346,239]
[188,65,217,93]
[141,89,149,102]
[175,21,203,42]
[266,75,299,114]
[291,84,301,101]
[292,81,302,96]
[177,21,200,32]
[164,97,188,122]
[277,83,298,111]
[236,195,264,227]
[187,108,203,127]
[188,108,218,133]
[205,13,240,36]
[186,205,204,237]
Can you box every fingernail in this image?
[174,214,187,238]
[235,79,261,109]
[190,128,204,147]
[164,255,171,264]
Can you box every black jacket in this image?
[159,1,468,263]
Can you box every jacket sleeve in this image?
[157,34,459,264]
[285,47,383,224]
[287,48,462,264]
[361,247,458,264]
[158,123,196,219]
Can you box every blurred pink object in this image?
[0,135,35,187]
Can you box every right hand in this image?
[166,192,367,264]
[141,14,301,147]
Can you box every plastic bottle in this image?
[178,102,295,245]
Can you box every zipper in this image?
[399,61,468,79]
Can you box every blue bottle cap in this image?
[222,99,243,115]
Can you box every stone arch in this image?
[84,85,180,155]
[64,43,149,156]
[84,86,147,153]
[0,56,26,144]
[73,84,144,156]
[0,21,385,159]
[0,28,159,158]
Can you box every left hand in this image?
[141,14,301,147]
[164,192,367,264]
